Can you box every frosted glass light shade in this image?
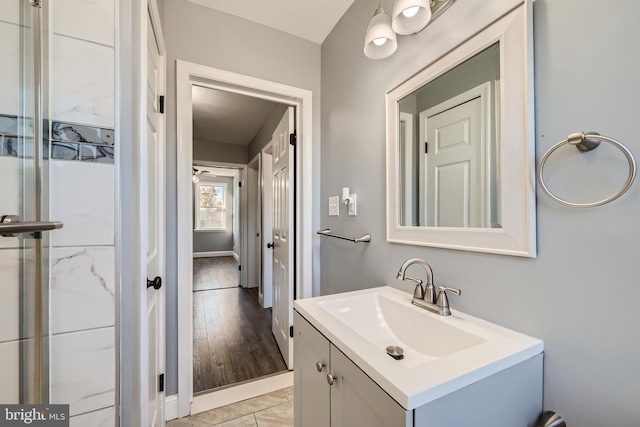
[364,8,398,59]
[391,0,432,35]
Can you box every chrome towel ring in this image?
[537,132,637,208]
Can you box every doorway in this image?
[191,161,287,394]
[176,61,313,417]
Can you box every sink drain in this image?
[386,345,404,360]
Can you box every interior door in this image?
[271,106,295,369]
[145,8,166,427]
[423,95,484,227]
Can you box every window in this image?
[195,182,227,230]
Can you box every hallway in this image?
[193,258,287,393]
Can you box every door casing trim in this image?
[176,60,313,417]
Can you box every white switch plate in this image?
[348,194,357,216]
[329,196,339,216]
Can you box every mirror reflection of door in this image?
[421,83,490,227]
[398,42,501,229]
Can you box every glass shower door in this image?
[0,0,59,404]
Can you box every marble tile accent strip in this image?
[0,114,18,136]
[52,121,114,145]
[0,114,36,158]
[51,121,114,163]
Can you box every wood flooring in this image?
[193,258,288,394]
[194,256,240,291]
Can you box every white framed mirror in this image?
[386,2,536,257]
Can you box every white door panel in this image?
[146,9,165,427]
[423,91,485,227]
[272,107,295,369]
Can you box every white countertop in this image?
[294,286,543,410]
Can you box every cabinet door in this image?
[330,346,413,427]
[294,312,330,427]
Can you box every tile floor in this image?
[167,387,294,427]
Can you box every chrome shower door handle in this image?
[0,215,64,237]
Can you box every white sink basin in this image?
[318,292,485,368]
[294,286,543,410]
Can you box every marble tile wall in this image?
[0,0,116,420]
[48,0,116,425]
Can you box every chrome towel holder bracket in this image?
[317,229,371,243]
[537,132,637,208]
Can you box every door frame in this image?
[176,60,313,417]
[260,142,274,309]
[247,153,260,291]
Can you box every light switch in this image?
[329,196,339,216]
[348,194,357,216]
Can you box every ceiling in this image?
[192,86,280,146]
[189,1,357,147]
[186,0,356,44]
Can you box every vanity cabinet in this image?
[294,307,543,427]
[294,311,412,427]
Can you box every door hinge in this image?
[425,141,428,154]
[159,95,165,114]
[159,374,165,392]
[238,265,242,271]
[290,326,294,338]
[289,132,297,146]
[239,181,242,188]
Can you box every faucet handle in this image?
[436,286,461,316]
[405,276,424,299]
[438,286,461,296]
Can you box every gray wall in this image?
[193,176,234,253]
[321,1,640,426]
[162,0,321,395]
[248,104,289,160]
[193,139,248,164]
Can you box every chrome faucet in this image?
[396,258,461,316]
[396,258,437,303]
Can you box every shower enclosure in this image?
[0,0,61,404]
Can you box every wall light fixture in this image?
[364,0,457,60]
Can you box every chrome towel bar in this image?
[317,229,371,243]
[537,132,636,207]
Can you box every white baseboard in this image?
[193,251,235,259]
[165,394,178,421]
[190,372,293,415]
[232,251,240,262]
